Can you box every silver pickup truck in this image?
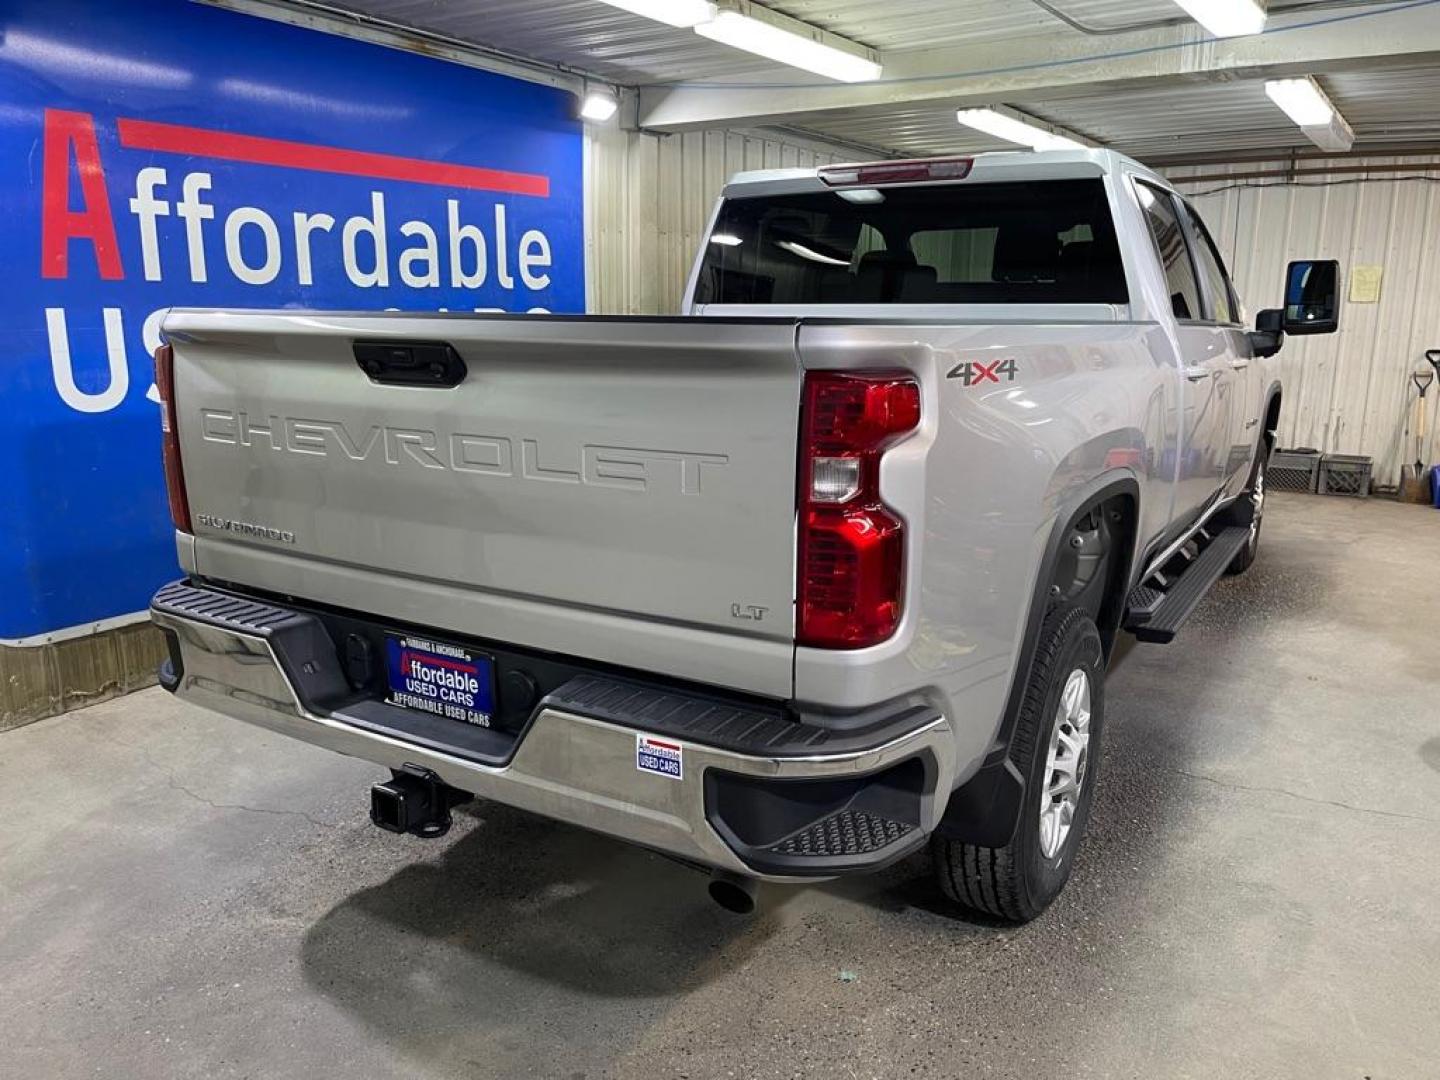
[150,150,1339,922]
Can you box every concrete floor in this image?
[3,493,1438,1080]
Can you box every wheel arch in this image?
[935,472,1139,846]
[1262,382,1283,449]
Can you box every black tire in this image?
[1227,454,1266,575]
[932,606,1105,923]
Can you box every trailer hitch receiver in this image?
[370,764,471,838]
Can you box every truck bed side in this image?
[792,319,1178,777]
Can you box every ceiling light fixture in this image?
[1265,77,1354,151]
[594,0,718,28]
[579,87,620,123]
[1265,76,1333,126]
[955,107,1088,151]
[695,6,883,83]
[1170,0,1267,38]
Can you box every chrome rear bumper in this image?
[152,591,955,880]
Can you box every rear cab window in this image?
[693,179,1128,307]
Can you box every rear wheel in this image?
[932,606,1105,923]
[1227,454,1266,575]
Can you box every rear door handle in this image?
[1184,367,1216,382]
[1230,359,1250,371]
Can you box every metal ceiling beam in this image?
[203,0,590,95]
[1146,141,1440,166]
[638,3,1440,132]
[1171,160,1440,179]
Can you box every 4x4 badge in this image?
[947,358,1018,386]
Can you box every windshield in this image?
[693,179,1127,307]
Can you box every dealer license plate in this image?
[384,633,495,728]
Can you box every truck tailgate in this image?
[165,311,801,697]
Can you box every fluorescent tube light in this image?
[1265,77,1333,127]
[1266,77,1354,151]
[695,10,883,83]
[955,108,1086,151]
[1302,112,1355,152]
[1170,0,1266,38]
[595,0,718,27]
[709,233,744,246]
[579,89,619,122]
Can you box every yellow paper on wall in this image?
[1350,265,1382,303]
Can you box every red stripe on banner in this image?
[401,651,478,674]
[116,118,550,197]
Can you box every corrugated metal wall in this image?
[584,125,847,315]
[1172,156,1440,486]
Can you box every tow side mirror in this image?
[1249,308,1285,359]
[1283,259,1340,335]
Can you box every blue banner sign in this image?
[0,0,585,640]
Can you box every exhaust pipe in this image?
[708,871,758,915]
[370,765,470,838]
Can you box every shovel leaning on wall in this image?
[1411,368,1434,479]
[1399,352,1438,502]
[1429,351,1440,508]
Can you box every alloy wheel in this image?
[1038,667,1092,860]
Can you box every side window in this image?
[1136,181,1202,321]
[1181,202,1240,324]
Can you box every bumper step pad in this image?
[152,580,308,635]
[767,808,916,858]
[547,673,823,755]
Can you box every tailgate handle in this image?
[354,341,467,388]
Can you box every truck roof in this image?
[722,148,1167,196]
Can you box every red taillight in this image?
[153,343,192,534]
[798,371,920,649]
